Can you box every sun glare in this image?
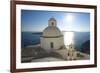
[63,32,74,46]
[66,14,74,23]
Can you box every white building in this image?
[40,17,64,52]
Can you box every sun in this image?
[66,14,74,23]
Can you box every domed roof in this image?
[43,26,62,37]
[49,17,56,21]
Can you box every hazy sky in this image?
[21,10,90,32]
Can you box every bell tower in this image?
[48,17,57,26]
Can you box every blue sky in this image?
[21,10,90,32]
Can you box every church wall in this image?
[60,36,64,46]
[40,36,64,51]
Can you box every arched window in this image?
[50,42,54,48]
[68,53,69,56]
[51,22,54,26]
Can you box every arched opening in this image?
[51,22,54,26]
[50,42,54,48]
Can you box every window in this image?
[68,52,69,56]
[51,42,54,48]
[51,22,54,26]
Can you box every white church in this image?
[40,17,77,60]
[40,17,64,51]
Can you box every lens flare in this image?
[63,32,74,46]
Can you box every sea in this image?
[21,32,90,53]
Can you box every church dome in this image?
[49,17,56,21]
[43,26,62,37]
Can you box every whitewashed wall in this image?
[40,36,64,50]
